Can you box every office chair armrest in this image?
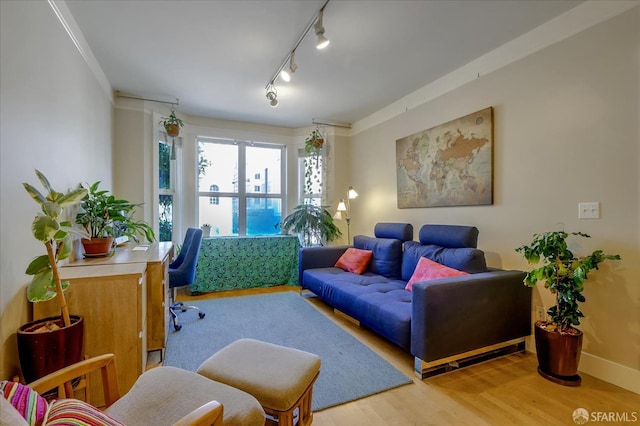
[173,400,223,426]
[28,353,120,408]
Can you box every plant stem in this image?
[45,240,71,327]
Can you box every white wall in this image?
[0,1,113,380]
[346,7,639,391]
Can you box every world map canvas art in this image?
[396,107,493,208]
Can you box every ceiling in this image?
[65,0,584,129]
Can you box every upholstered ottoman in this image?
[197,338,321,426]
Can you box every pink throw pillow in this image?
[405,257,468,291]
[335,248,373,275]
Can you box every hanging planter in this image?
[160,109,184,137]
[304,130,324,196]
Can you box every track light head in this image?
[266,84,278,107]
[280,50,297,82]
[315,10,330,49]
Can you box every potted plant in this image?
[75,181,155,256]
[18,170,89,383]
[303,130,324,196]
[160,110,184,137]
[515,231,620,386]
[281,203,341,247]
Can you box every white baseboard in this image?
[525,337,639,394]
[579,352,640,395]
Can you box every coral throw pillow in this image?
[405,257,468,291]
[335,248,373,275]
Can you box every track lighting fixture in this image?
[266,83,278,107]
[315,9,330,49]
[264,0,331,106]
[280,50,298,82]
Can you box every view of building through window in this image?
[198,138,285,236]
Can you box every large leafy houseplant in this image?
[19,170,89,383]
[23,170,89,326]
[281,204,341,247]
[516,231,620,332]
[75,181,155,244]
[515,230,620,385]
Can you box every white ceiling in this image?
[65,0,585,129]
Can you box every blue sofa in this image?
[299,223,532,378]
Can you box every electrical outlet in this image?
[536,305,546,322]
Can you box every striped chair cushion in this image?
[0,381,47,426]
[45,399,123,426]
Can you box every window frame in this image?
[197,137,287,236]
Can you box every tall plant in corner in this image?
[515,230,620,385]
[23,170,89,327]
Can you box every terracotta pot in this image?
[17,316,84,383]
[534,322,583,386]
[165,124,180,137]
[81,237,113,256]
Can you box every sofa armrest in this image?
[410,269,531,363]
[298,245,349,284]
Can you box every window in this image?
[197,138,285,236]
[158,141,175,242]
[209,184,219,205]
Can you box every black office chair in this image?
[169,227,205,331]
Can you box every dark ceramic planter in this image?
[534,322,583,386]
[17,315,84,383]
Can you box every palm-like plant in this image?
[23,170,89,327]
[516,231,620,332]
[281,204,341,247]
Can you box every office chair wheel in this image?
[174,323,182,331]
[199,312,206,319]
[181,308,187,312]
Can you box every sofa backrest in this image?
[418,224,479,248]
[353,223,413,280]
[401,224,486,280]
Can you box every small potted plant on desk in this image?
[516,230,620,386]
[75,181,156,256]
[18,170,89,384]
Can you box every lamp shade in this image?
[348,187,358,199]
[337,200,347,211]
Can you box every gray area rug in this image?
[164,291,413,411]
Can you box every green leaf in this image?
[41,200,62,218]
[26,270,56,302]
[35,169,53,195]
[25,255,51,275]
[22,183,46,204]
[57,187,88,208]
[31,215,59,242]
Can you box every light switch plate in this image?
[578,202,600,219]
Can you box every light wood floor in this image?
[176,286,640,426]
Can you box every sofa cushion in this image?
[405,257,469,291]
[401,241,487,281]
[354,235,403,279]
[418,224,479,248]
[335,248,372,274]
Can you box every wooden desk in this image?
[67,242,174,353]
[34,264,147,404]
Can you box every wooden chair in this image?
[26,353,223,426]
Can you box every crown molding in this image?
[48,0,113,103]
[351,1,639,135]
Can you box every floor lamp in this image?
[334,186,358,243]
